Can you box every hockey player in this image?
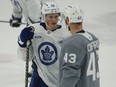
[9,0,41,27]
[59,5,100,87]
[9,0,42,78]
[17,1,70,87]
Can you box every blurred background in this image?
[0,0,116,87]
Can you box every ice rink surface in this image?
[0,0,116,87]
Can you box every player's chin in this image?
[51,23,57,28]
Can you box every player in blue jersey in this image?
[59,5,100,87]
[17,1,70,87]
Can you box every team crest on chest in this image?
[38,42,58,65]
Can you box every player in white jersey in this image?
[17,1,70,87]
[9,0,41,27]
[59,5,100,87]
[9,0,42,78]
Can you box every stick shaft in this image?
[25,44,29,87]
[0,20,9,23]
[0,20,27,25]
[25,41,31,87]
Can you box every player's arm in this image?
[25,0,42,24]
[17,26,35,61]
[59,44,86,87]
[18,44,34,61]
[10,0,22,18]
[10,0,23,27]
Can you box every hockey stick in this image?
[0,20,27,25]
[25,28,34,87]
[25,41,30,87]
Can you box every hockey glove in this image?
[9,15,22,27]
[18,26,34,47]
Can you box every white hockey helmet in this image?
[64,5,84,23]
[41,1,60,16]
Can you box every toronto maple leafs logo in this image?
[41,46,54,60]
[38,42,57,65]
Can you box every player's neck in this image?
[70,24,83,34]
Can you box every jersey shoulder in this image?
[62,31,97,49]
[29,22,46,33]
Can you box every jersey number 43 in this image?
[63,53,76,63]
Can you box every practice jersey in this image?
[59,31,100,87]
[18,22,70,87]
[10,0,41,24]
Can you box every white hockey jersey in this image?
[10,0,41,24]
[18,22,71,87]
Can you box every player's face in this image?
[45,13,60,30]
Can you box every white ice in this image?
[0,0,116,87]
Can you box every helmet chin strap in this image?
[65,20,71,31]
[68,21,71,31]
[68,26,71,31]
[65,24,71,31]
